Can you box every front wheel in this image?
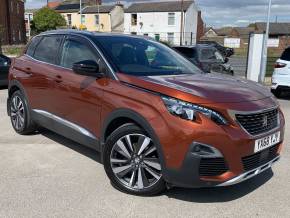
[103,124,166,196]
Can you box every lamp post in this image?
[80,0,83,25]
[259,0,272,83]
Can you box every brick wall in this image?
[0,0,26,45]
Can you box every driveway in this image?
[0,88,289,218]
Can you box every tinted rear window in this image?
[26,36,42,56]
[33,35,63,64]
[174,47,196,59]
[280,48,290,61]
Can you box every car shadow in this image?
[0,85,8,90]
[41,129,102,164]
[165,169,273,202]
[39,128,273,202]
[278,92,290,100]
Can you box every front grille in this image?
[236,108,279,136]
[199,158,228,176]
[242,144,279,171]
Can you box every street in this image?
[0,88,289,218]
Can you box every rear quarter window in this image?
[26,36,42,57]
[280,48,290,61]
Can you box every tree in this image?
[31,7,66,34]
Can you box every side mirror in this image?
[224,57,229,63]
[72,60,103,77]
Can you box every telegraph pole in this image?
[259,0,272,83]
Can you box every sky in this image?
[25,0,290,28]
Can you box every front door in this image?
[54,35,109,139]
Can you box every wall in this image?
[184,2,198,45]
[0,0,26,45]
[124,11,183,45]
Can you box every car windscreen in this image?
[280,48,290,61]
[93,36,202,76]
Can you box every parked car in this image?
[173,45,234,75]
[0,54,11,86]
[7,30,284,196]
[198,41,235,57]
[271,47,290,97]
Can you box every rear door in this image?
[20,35,64,115]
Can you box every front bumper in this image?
[218,155,280,187]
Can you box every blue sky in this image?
[25,0,290,27]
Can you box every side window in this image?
[26,36,42,57]
[34,36,62,64]
[60,39,98,69]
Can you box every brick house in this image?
[0,0,26,45]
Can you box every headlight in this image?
[162,96,228,125]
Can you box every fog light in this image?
[191,142,223,158]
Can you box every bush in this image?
[31,7,66,34]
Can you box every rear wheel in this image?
[103,124,165,196]
[10,91,37,135]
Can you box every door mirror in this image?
[224,57,229,63]
[72,60,103,77]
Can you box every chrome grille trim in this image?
[231,107,280,137]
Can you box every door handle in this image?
[55,75,63,83]
[24,67,32,76]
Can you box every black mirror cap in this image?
[224,57,229,63]
[73,60,103,77]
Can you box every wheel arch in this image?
[101,108,167,171]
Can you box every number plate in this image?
[254,132,280,153]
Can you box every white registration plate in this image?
[254,132,280,153]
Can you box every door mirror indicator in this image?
[72,60,103,78]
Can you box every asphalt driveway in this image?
[0,88,289,218]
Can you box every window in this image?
[67,14,72,26]
[34,36,63,64]
[167,33,174,44]
[26,36,42,56]
[18,30,22,41]
[10,1,13,13]
[93,36,202,76]
[131,14,137,26]
[81,15,86,24]
[155,34,160,41]
[60,39,97,69]
[17,2,19,14]
[281,48,290,61]
[143,33,149,37]
[168,13,175,25]
[95,15,99,25]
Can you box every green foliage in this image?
[31,7,66,34]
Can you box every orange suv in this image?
[7,30,285,195]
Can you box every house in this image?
[124,1,203,45]
[253,22,290,48]
[81,4,124,32]
[231,27,255,48]
[0,0,26,45]
[203,27,218,38]
[25,9,38,38]
[54,1,123,32]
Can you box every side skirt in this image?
[31,109,101,152]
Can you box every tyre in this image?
[103,123,166,196]
[271,89,282,98]
[9,90,37,135]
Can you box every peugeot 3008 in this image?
[7,30,285,196]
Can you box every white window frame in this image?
[167,32,174,44]
[168,13,175,26]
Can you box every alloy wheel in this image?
[11,96,25,130]
[110,134,162,190]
